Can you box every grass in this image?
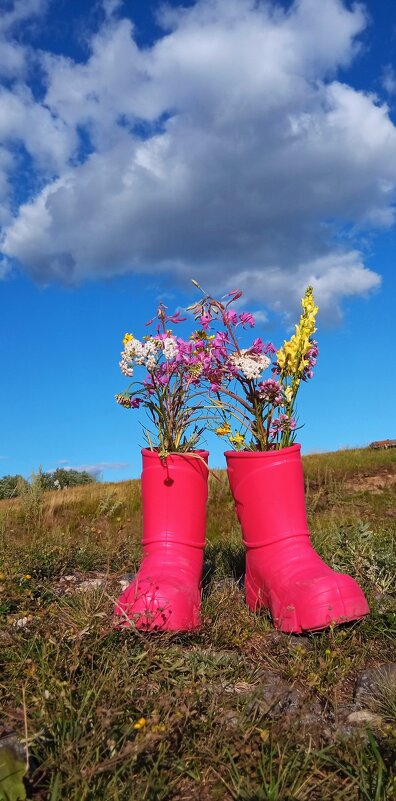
[0,447,395,800]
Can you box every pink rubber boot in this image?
[226,444,369,633]
[114,449,209,631]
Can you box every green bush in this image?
[0,474,28,500]
[39,468,96,490]
[0,468,96,499]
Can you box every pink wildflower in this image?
[224,310,238,326]
[250,338,264,354]
[239,312,255,328]
[225,289,242,300]
[258,379,284,404]
[270,414,296,436]
[199,314,212,329]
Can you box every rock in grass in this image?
[346,709,383,727]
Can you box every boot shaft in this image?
[141,449,209,547]
[225,444,309,546]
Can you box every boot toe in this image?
[275,572,369,633]
[114,575,201,631]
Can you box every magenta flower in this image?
[199,314,212,329]
[250,338,264,354]
[239,312,255,328]
[302,340,319,381]
[258,378,284,404]
[225,309,238,325]
[212,331,230,358]
[225,289,242,300]
[263,342,277,356]
[270,414,297,436]
[167,311,187,324]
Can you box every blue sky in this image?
[0,0,395,481]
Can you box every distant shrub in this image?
[0,474,29,499]
[40,468,96,490]
[0,468,96,498]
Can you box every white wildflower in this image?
[145,355,157,371]
[119,336,160,374]
[162,336,177,361]
[119,357,133,377]
[144,339,158,356]
[123,338,145,365]
[231,350,270,380]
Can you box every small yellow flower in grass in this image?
[123,332,134,345]
[215,423,231,436]
[24,575,32,580]
[133,717,146,730]
[258,728,270,743]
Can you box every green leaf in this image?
[0,748,27,801]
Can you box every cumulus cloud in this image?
[0,0,48,77]
[0,0,395,317]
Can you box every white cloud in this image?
[0,0,47,32]
[0,0,48,78]
[59,461,131,479]
[102,0,123,20]
[0,0,395,317]
[382,64,396,97]
[232,250,381,322]
[0,256,11,279]
[0,85,77,171]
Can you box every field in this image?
[0,447,395,800]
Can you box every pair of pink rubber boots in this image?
[114,446,369,634]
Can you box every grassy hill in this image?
[0,447,395,800]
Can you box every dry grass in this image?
[0,447,395,800]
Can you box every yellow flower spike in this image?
[284,386,293,403]
[216,424,231,436]
[229,432,245,447]
[123,333,134,345]
[276,286,318,378]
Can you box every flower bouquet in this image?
[114,304,210,631]
[115,302,210,456]
[187,282,369,633]
[114,288,369,634]
[189,282,319,451]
